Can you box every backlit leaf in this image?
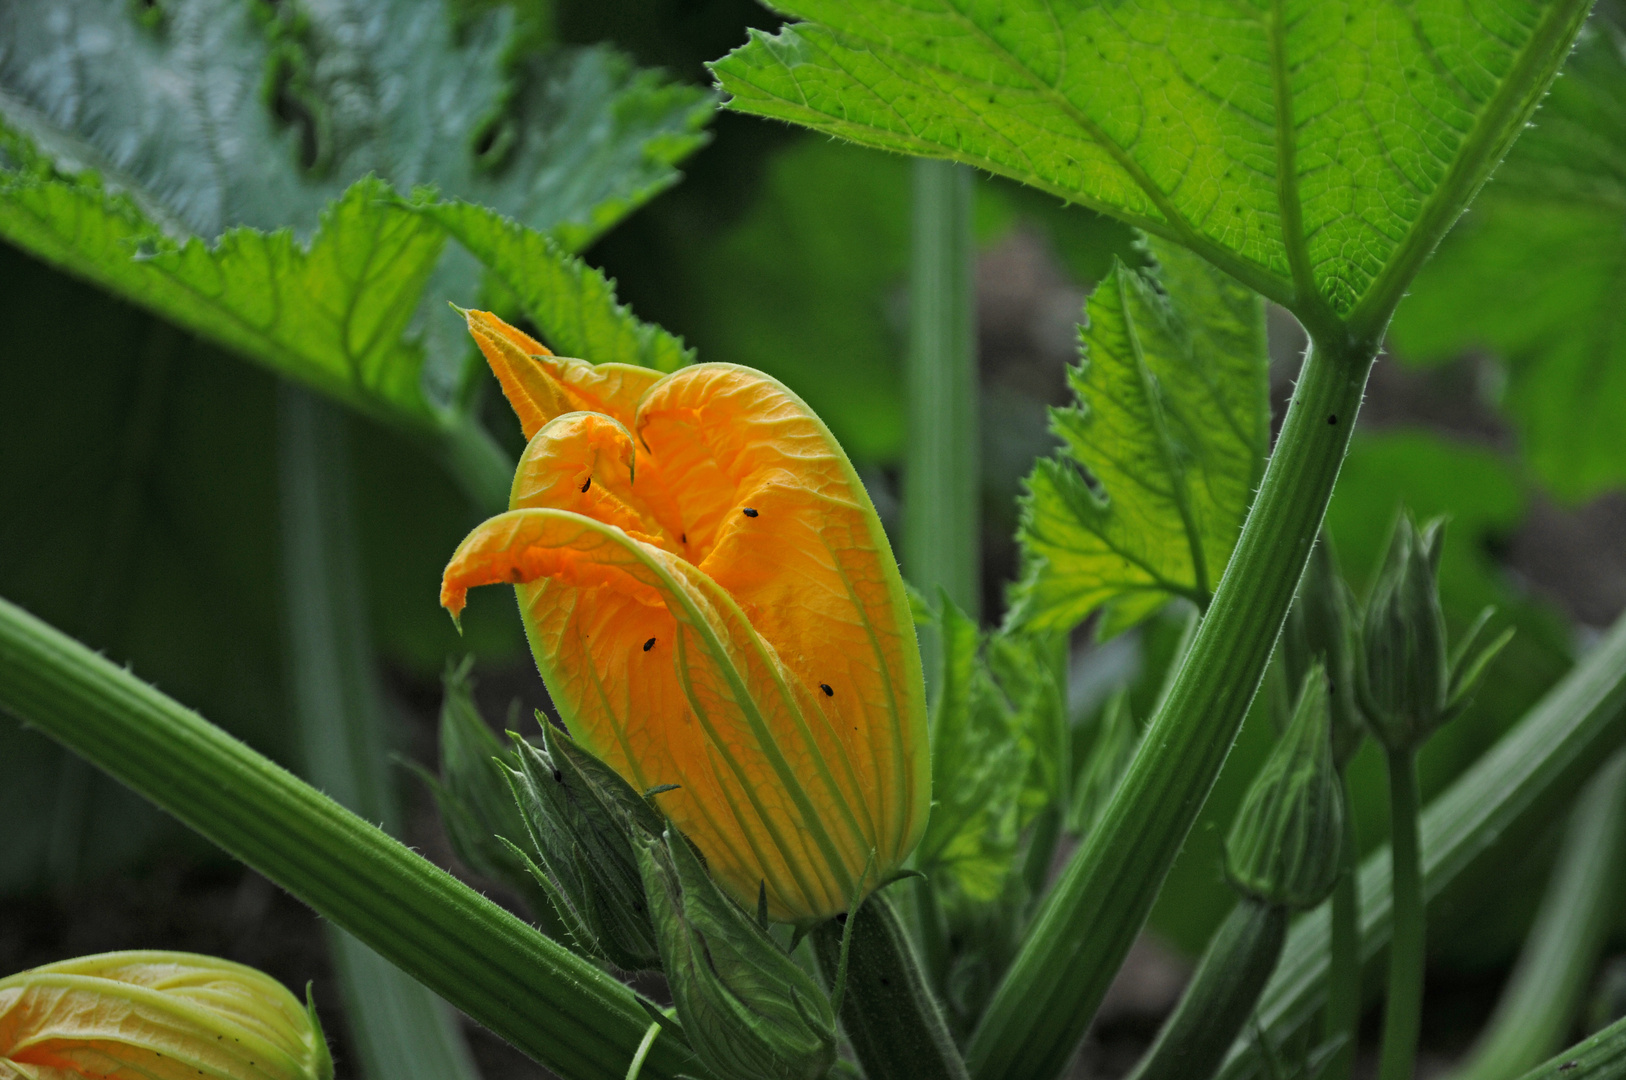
[710,0,1590,337]
[1009,240,1269,635]
[1389,30,1626,503]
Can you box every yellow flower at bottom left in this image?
[0,951,332,1080]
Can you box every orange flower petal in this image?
[441,508,887,920]
[465,310,662,437]
[635,365,930,878]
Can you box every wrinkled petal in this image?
[636,364,929,877]
[441,509,878,920]
[507,412,690,557]
[0,952,330,1080]
[465,309,661,436]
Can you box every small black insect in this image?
[742,507,759,518]
[580,476,592,493]
[820,683,834,697]
[1327,413,1338,425]
[643,637,656,652]
[681,532,688,543]
[1559,1063,1579,1073]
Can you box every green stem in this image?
[278,388,481,1080]
[905,158,980,622]
[1127,899,1289,1080]
[435,414,515,514]
[1220,607,1626,1080]
[0,595,697,1080]
[1512,1013,1626,1080]
[1451,749,1626,1080]
[812,893,970,1080]
[1377,749,1424,1080]
[1322,776,1361,1080]
[967,333,1375,1080]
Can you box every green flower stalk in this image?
[1361,514,1513,1080]
[0,952,332,1080]
[1130,667,1345,1080]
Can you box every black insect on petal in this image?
[820,683,834,697]
[643,637,656,652]
[580,476,592,493]
[681,533,687,543]
[742,507,759,518]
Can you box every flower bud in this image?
[1281,538,1365,768]
[0,951,332,1080]
[504,722,664,971]
[1358,514,1450,751]
[1356,514,1514,752]
[1226,665,1345,910]
[636,827,837,1080]
[419,660,553,915]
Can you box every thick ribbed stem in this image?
[967,334,1375,1080]
[0,596,695,1080]
[1451,750,1626,1080]
[278,387,482,1080]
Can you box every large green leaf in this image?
[1009,240,1269,635]
[1389,30,1626,503]
[425,199,694,373]
[0,0,711,477]
[711,0,1590,339]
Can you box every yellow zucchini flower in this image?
[441,311,930,924]
[0,951,332,1080]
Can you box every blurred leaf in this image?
[0,245,282,891]
[915,598,1032,902]
[0,241,525,894]
[1010,240,1269,635]
[1389,30,1626,503]
[0,0,711,450]
[711,0,1589,331]
[676,137,915,461]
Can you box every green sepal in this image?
[504,720,664,971]
[636,827,837,1080]
[416,659,559,922]
[1226,665,1346,910]
[1281,538,1366,769]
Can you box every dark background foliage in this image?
[3,1,1625,1077]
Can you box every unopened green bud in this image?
[1357,515,1514,751]
[1358,514,1450,750]
[1226,665,1345,909]
[504,722,664,971]
[419,661,545,901]
[637,828,837,1080]
[1282,538,1365,768]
